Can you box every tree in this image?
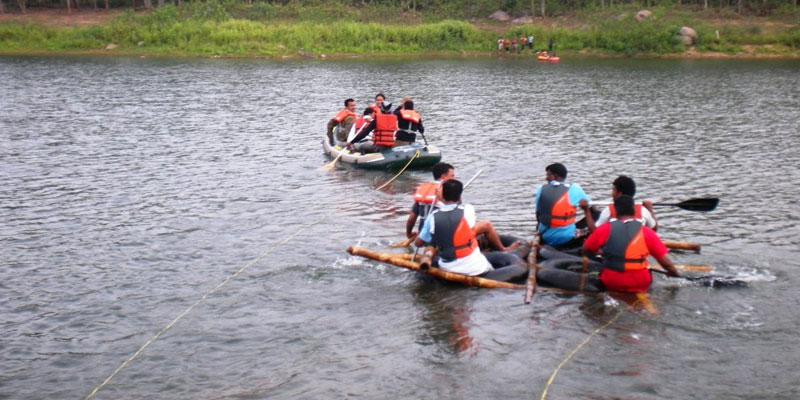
[17,0,24,13]
[540,0,545,17]
[144,0,152,10]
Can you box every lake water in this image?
[2,55,799,399]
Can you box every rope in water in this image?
[87,149,423,399]
[539,299,641,400]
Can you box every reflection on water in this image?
[1,55,799,399]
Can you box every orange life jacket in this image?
[399,110,421,124]
[431,206,478,262]
[536,183,576,228]
[414,181,440,205]
[602,220,649,272]
[333,109,356,123]
[355,117,369,131]
[369,104,381,115]
[609,204,643,220]
[373,113,397,147]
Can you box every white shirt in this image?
[596,205,657,228]
[420,203,492,276]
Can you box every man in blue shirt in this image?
[534,163,594,246]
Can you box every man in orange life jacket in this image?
[535,195,679,293]
[326,98,357,146]
[534,163,594,247]
[414,179,527,282]
[594,175,658,231]
[393,99,424,146]
[347,102,396,154]
[406,162,454,239]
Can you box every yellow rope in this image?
[539,298,641,400]
[88,149,421,398]
[375,150,420,191]
[86,214,327,399]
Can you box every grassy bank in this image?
[0,3,798,58]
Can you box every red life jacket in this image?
[536,183,576,228]
[369,104,381,115]
[601,220,649,272]
[332,109,356,123]
[504,39,510,46]
[373,113,397,147]
[609,204,643,220]
[355,117,369,131]
[414,181,440,205]
[431,206,478,262]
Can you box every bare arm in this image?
[655,254,680,277]
[406,211,418,238]
[580,199,596,233]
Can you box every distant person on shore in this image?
[415,179,527,282]
[511,38,517,53]
[326,98,357,146]
[534,163,595,247]
[594,175,658,231]
[528,34,534,50]
[519,36,526,54]
[503,38,510,53]
[497,38,504,54]
[548,37,554,53]
[394,99,424,146]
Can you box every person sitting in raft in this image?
[369,92,386,115]
[414,179,528,283]
[535,195,680,293]
[393,99,424,146]
[595,175,658,231]
[349,107,375,147]
[347,102,396,154]
[326,98,357,147]
[406,162,455,239]
[535,163,595,247]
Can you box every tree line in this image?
[1,0,797,18]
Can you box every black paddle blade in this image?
[683,275,747,288]
[678,197,719,212]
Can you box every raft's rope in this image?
[375,150,420,191]
[539,298,641,400]
[87,150,423,398]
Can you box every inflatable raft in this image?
[322,138,442,170]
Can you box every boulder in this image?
[635,10,652,21]
[488,10,511,22]
[105,44,118,50]
[677,26,698,45]
[512,16,534,24]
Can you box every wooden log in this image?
[524,235,540,304]
[389,235,416,248]
[347,246,525,290]
[664,241,701,253]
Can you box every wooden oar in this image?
[320,145,347,171]
[593,197,719,212]
[663,241,701,253]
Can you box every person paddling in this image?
[394,99,424,146]
[326,98,357,146]
[347,102,396,154]
[406,162,454,239]
[595,175,658,231]
[536,195,680,293]
[534,163,594,247]
[415,180,527,282]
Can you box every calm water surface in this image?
[1,55,799,399]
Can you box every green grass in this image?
[0,2,797,58]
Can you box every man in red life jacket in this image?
[393,99,424,146]
[594,175,658,231]
[406,162,454,239]
[347,102,396,154]
[414,179,527,282]
[535,195,679,293]
[326,98,357,146]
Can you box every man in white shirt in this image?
[594,175,658,230]
[415,180,527,282]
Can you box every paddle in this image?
[594,197,719,212]
[320,145,347,171]
[651,268,746,288]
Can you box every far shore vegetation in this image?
[0,0,798,58]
